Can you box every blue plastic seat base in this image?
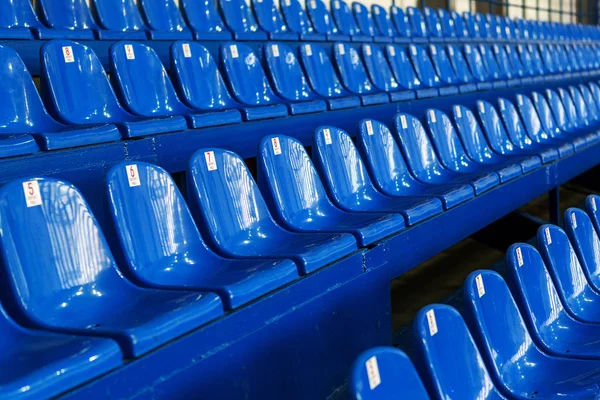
[269,32,299,41]
[436,184,473,209]
[327,33,350,41]
[327,96,361,110]
[412,37,427,44]
[476,82,493,91]
[95,30,147,40]
[288,100,327,115]
[234,31,269,40]
[495,163,522,182]
[393,37,411,44]
[361,93,389,105]
[492,81,508,89]
[187,110,242,128]
[373,36,392,43]
[118,116,188,138]
[416,88,438,98]
[521,77,534,86]
[0,27,34,39]
[390,91,415,102]
[458,83,477,93]
[438,86,459,96]
[0,135,39,158]
[350,35,372,42]
[193,31,233,40]
[556,141,575,158]
[300,33,326,41]
[148,30,193,40]
[37,124,122,150]
[506,78,521,87]
[462,172,500,195]
[516,156,542,173]
[34,28,94,40]
[241,104,289,121]
[429,37,444,43]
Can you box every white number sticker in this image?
[205,151,217,171]
[323,128,332,144]
[22,180,42,208]
[429,109,436,123]
[126,164,141,187]
[593,196,597,212]
[455,105,462,118]
[338,44,345,55]
[182,43,192,58]
[545,226,552,244]
[272,44,280,57]
[125,44,135,60]
[310,0,316,9]
[465,45,471,54]
[479,102,485,114]
[365,45,371,56]
[333,1,339,9]
[476,274,485,297]
[400,115,407,129]
[366,120,374,136]
[411,46,417,56]
[448,46,454,56]
[431,46,437,55]
[62,46,75,63]
[388,46,396,57]
[271,137,282,155]
[230,44,239,59]
[516,246,523,267]
[365,356,381,390]
[571,212,577,228]
[426,309,438,336]
[305,44,312,56]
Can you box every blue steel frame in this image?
[1,39,600,398]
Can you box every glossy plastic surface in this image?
[413,304,505,400]
[0,177,224,358]
[181,0,232,40]
[406,7,427,38]
[349,347,429,400]
[371,5,395,38]
[107,161,297,309]
[390,6,411,39]
[186,148,357,275]
[565,208,600,295]
[463,44,490,83]
[446,45,475,85]
[0,0,44,39]
[437,9,456,39]
[37,0,96,39]
[280,0,325,41]
[306,0,347,40]
[462,12,479,38]
[361,44,413,101]
[530,91,582,151]
[423,7,443,39]
[219,0,267,40]
[407,44,441,88]
[586,195,600,240]
[0,302,122,399]
[93,0,148,39]
[312,126,443,225]
[507,242,600,359]
[428,44,459,86]
[504,45,526,78]
[0,44,120,150]
[451,11,468,39]
[331,0,362,38]
[139,0,192,39]
[464,270,600,399]
[252,0,296,40]
[385,45,428,93]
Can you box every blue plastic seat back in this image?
[0,0,43,30]
[566,86,591,126]
[450,11,468,38]
[0,177,125,323]
[331,0,359,36]
[170,41,238,111]
[350,347,428,400]
[219,0,262,35]
[0,45,62,133]
[516,19,529,40]
[280,0,317,35]
[492,45,513,79]
[299,44,348,98]
[586,195,600,238]
[94,0,148,33]
[495,16,508,39]
[544,89,572,132]
[357,119,415,195]
[564,208,600,293]
[37,0,98,30]
[563,45,581,71]
[371,5,395,37]
[352,2,376,37]
[452,104,497,163]
[110,42,184,117]
[537,44,556,74]
[221,43,280,106]
[515,94,548,144]
[306,0,340,35]
[264,43,318,102]
[504,45,525,78]
[527,44,546,75]
[578,84,600,120]
[390,6,411,38]
[485,14,499,38]
[475,101,515,155]
[408,44,440,87]
[428,44,458,84]
[252,0,290,35]
[473,13,489,38]
[478,44,505,80]
[497,98,534,150]
[530,91,560,138]
[41,40,129,125]
[425,108,471,172]
[414,304,502,400]
[106,162,212,283]
[407,7,427,38]
[423,7,442,38]
[334,43,376,95]
[385,45,422,90]
[446,45,473,83]
[437,9,456,38]
[140,0,190,34]
[361,44,398,92]
[462,12,479,38]
[181,0,229,36]
[516,45,537,77]
[504,17,517,39]
[463,44,489,82]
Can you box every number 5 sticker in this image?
[126,164,141,187]
[22,180,42,207]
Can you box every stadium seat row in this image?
[1,38,599,159]
[351,197,600,399]
[0,0,597,43]
[3,62,600,394]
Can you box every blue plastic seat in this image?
[437,8,458,41]
[450,104,524,181]
[35,0,101,40]
[92,0,148,40]
[497,97,559,163]
[0,44,119,152]
[586,195,600,238]
[515,44,544,83]
[450,11,469,40]
[412,304,506,400]
[462,44,494,91]
[565,86,600,139]
[330,0,369,42]
[406,7,428,43]
[357,119,472,209]
[385,44,437,99]
[41,40,186,139]
[474,13,490,41]
[565,208,600,296]
[462,11,479,39]
[180,0,232,40]
[538,221,600,324]
[0,0,48,39]
[394,113,480,196]
[353,2,388,43]
[299,43,360,110]
[139,0,192,39]
[220,43,288,120]
[258,135,404,246]
[473,101,543,172]
[428,44,475,93]
[491,44,521,86]
[106,161,297,310]
[280,0,325,41]
[170,41,244,125]
[464,270,600,398]
[445,45,481,91]
[537,44,560,78]
[306,0,349,41]
[577,84,600,125]
[371,5,396,41]
[110,42,241,130]
[361,44,414,102]
[423,7,444,42]
[389,6,412,43]
[544,89,595,148]
[526,44,549,78]
[251,0,297,40]
[349,347,429,400]
[263,43,327,114]
[408,44,457,96]
[0,177,223,358]
[507,242,600,360]
[219,0,267,40]
[0,301,122,399]
[312,126,443,225]
[504,44,533,85]
[186,148,357,275]
[425,108,501,191]
[333,43,389,105]
[477,44,508,89]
